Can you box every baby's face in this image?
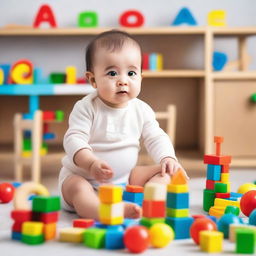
[89,42,142,108]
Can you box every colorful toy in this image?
[123,185,144,206]
[213,51,228,71]
[217,213,243,238]
[207,10,227,27]
[78,12,98,27]
[73,219,95,228]
[149,223,174,248]
[190,217,217,244]
[33,4,57,28]
[105,225,125,249]
[66,66,77,84]
[224,205,240,216]
[237,183,256,194]
[119,10,144,27]
[59,228,86,243]
[249,209,256,225]
[123,226,150,253]
[199,231,223,253]
[11,59,33,84]
[172,7,197,26]
[240,190,256,217]
[0,182,15,203]
[235,229,255,254]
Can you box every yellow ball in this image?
[237,183,256,194]
[149,223,174,248]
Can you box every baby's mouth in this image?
[117,91,128,94]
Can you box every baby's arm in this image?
[74,148,113,183]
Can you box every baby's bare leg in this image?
[62,175,99,219]
[62,174,142,219]
[129,165,170,186]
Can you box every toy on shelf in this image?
[119,10,144,28]
[213,52,228,71]
[207,10,227,27]
[11,182,60,244]
[78,12,98,28]
[33,4,57,28]
[172,7,197,26]
[143,53,163,71]
[203,136,242,218]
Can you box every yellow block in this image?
[22,151,32,158]
[99,202,124,219]
[99,185,123,204]
[59,227,85,243]
[40,147,48,156]
[209,206,225,218]
[0,68,4,84]
[144,183,167,201]
[11,63,33,84]
[221,173,229,183]
[156,54,163,70]
[166,208,189,218]
[44,223,56,241]
[208,10,227,27]
[100,216,124,225]
[22,221,44,236]
[214,198,240,208]
[167,184,188,193]
[66,66,77,84]
[200,231,223,253]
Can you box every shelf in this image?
[143,70,205,78]
[0,84,95,95]
[0,26,207,36]
[211,27,256,36]
[213,71,256,80]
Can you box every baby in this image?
[59,30,188,219]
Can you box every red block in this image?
[11,210,32,222]
[215,193,230,199]
[142,53,149,70]
[206,180,217,190]
[126,185,144,193]
[142,200,165,218]
[73,219,95,228]
[12,222,23,232]
[43,111,55,121]
[204,155,232,165]
[221,165,230,173]
[33,211,59,224]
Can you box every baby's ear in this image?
[85,71,96,88]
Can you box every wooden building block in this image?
[59,227,85,243]
[22,221,44,236]
[167,184,188,193]
[99,185,122,204]
[200,231,223,253]
[142,200,166,218]
[144,182,167,201]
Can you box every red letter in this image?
[33,4,57,28]
[119,10,144,27]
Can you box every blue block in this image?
[29,95,40,114]
[95,221,108,229]
[213,51,228,71]
[207,215,217,223]
[166,192,189,209]
[34,68,49,84]
[43,132,55,140]
[24,130,32,138]
[172,7,197,26]
[230,192,242,199]
[166,217,194,239]
[0,64,11,84]
[22,113,34,120]
[123,191,143,206]
[105,225,125,249]
[149,53,157,71]
[12,231,22,241]
[207,164,221,181]
[12,182,22,188]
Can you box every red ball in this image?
[0,183,15,203]
[124,226,150,253]
[240,190,256,217]
[190,218,217,244]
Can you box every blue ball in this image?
[249,209,256,225]
[217,213,243,238]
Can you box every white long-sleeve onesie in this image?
[60,91,176,189]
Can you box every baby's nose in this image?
[117,80,128,86]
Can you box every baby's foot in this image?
[124,203,142,219]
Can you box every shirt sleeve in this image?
[63,98,93,164]
[141,102,177,163]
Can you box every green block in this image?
[203,189,215,212]
[23,138,32,151]
[225,205,240,216]
[83,228,106,249]
[251,93,256,103]
[214,183,227,193]
[41,142,48,150]
[55,110,64,121]
[139,217,165,228]
[21,234,44,245]
[32,196,61,213]
[50,73,66,84]
[78,12,98,27]
[254,180,256,185]
[236,229,255,254]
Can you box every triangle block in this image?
[171,168,188,185]
[172,7,197,26]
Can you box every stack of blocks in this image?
[203,136,241,218]
[165,169,193,239]
[11,195,60,244]
[123,185,144,206]
[140,183,166,228]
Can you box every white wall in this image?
[1,0,256,75]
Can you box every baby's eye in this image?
[128,71,136,76]
[107,71,117,76]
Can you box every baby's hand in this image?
[89,159,113,183]
[160,157,189,180]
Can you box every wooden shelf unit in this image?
[0,26,256,169]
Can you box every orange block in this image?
[126,185,144,193]
[142,200,165,218]
[44,222,56,240]
[171,168,187,185]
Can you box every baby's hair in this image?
[86,29,142,72]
